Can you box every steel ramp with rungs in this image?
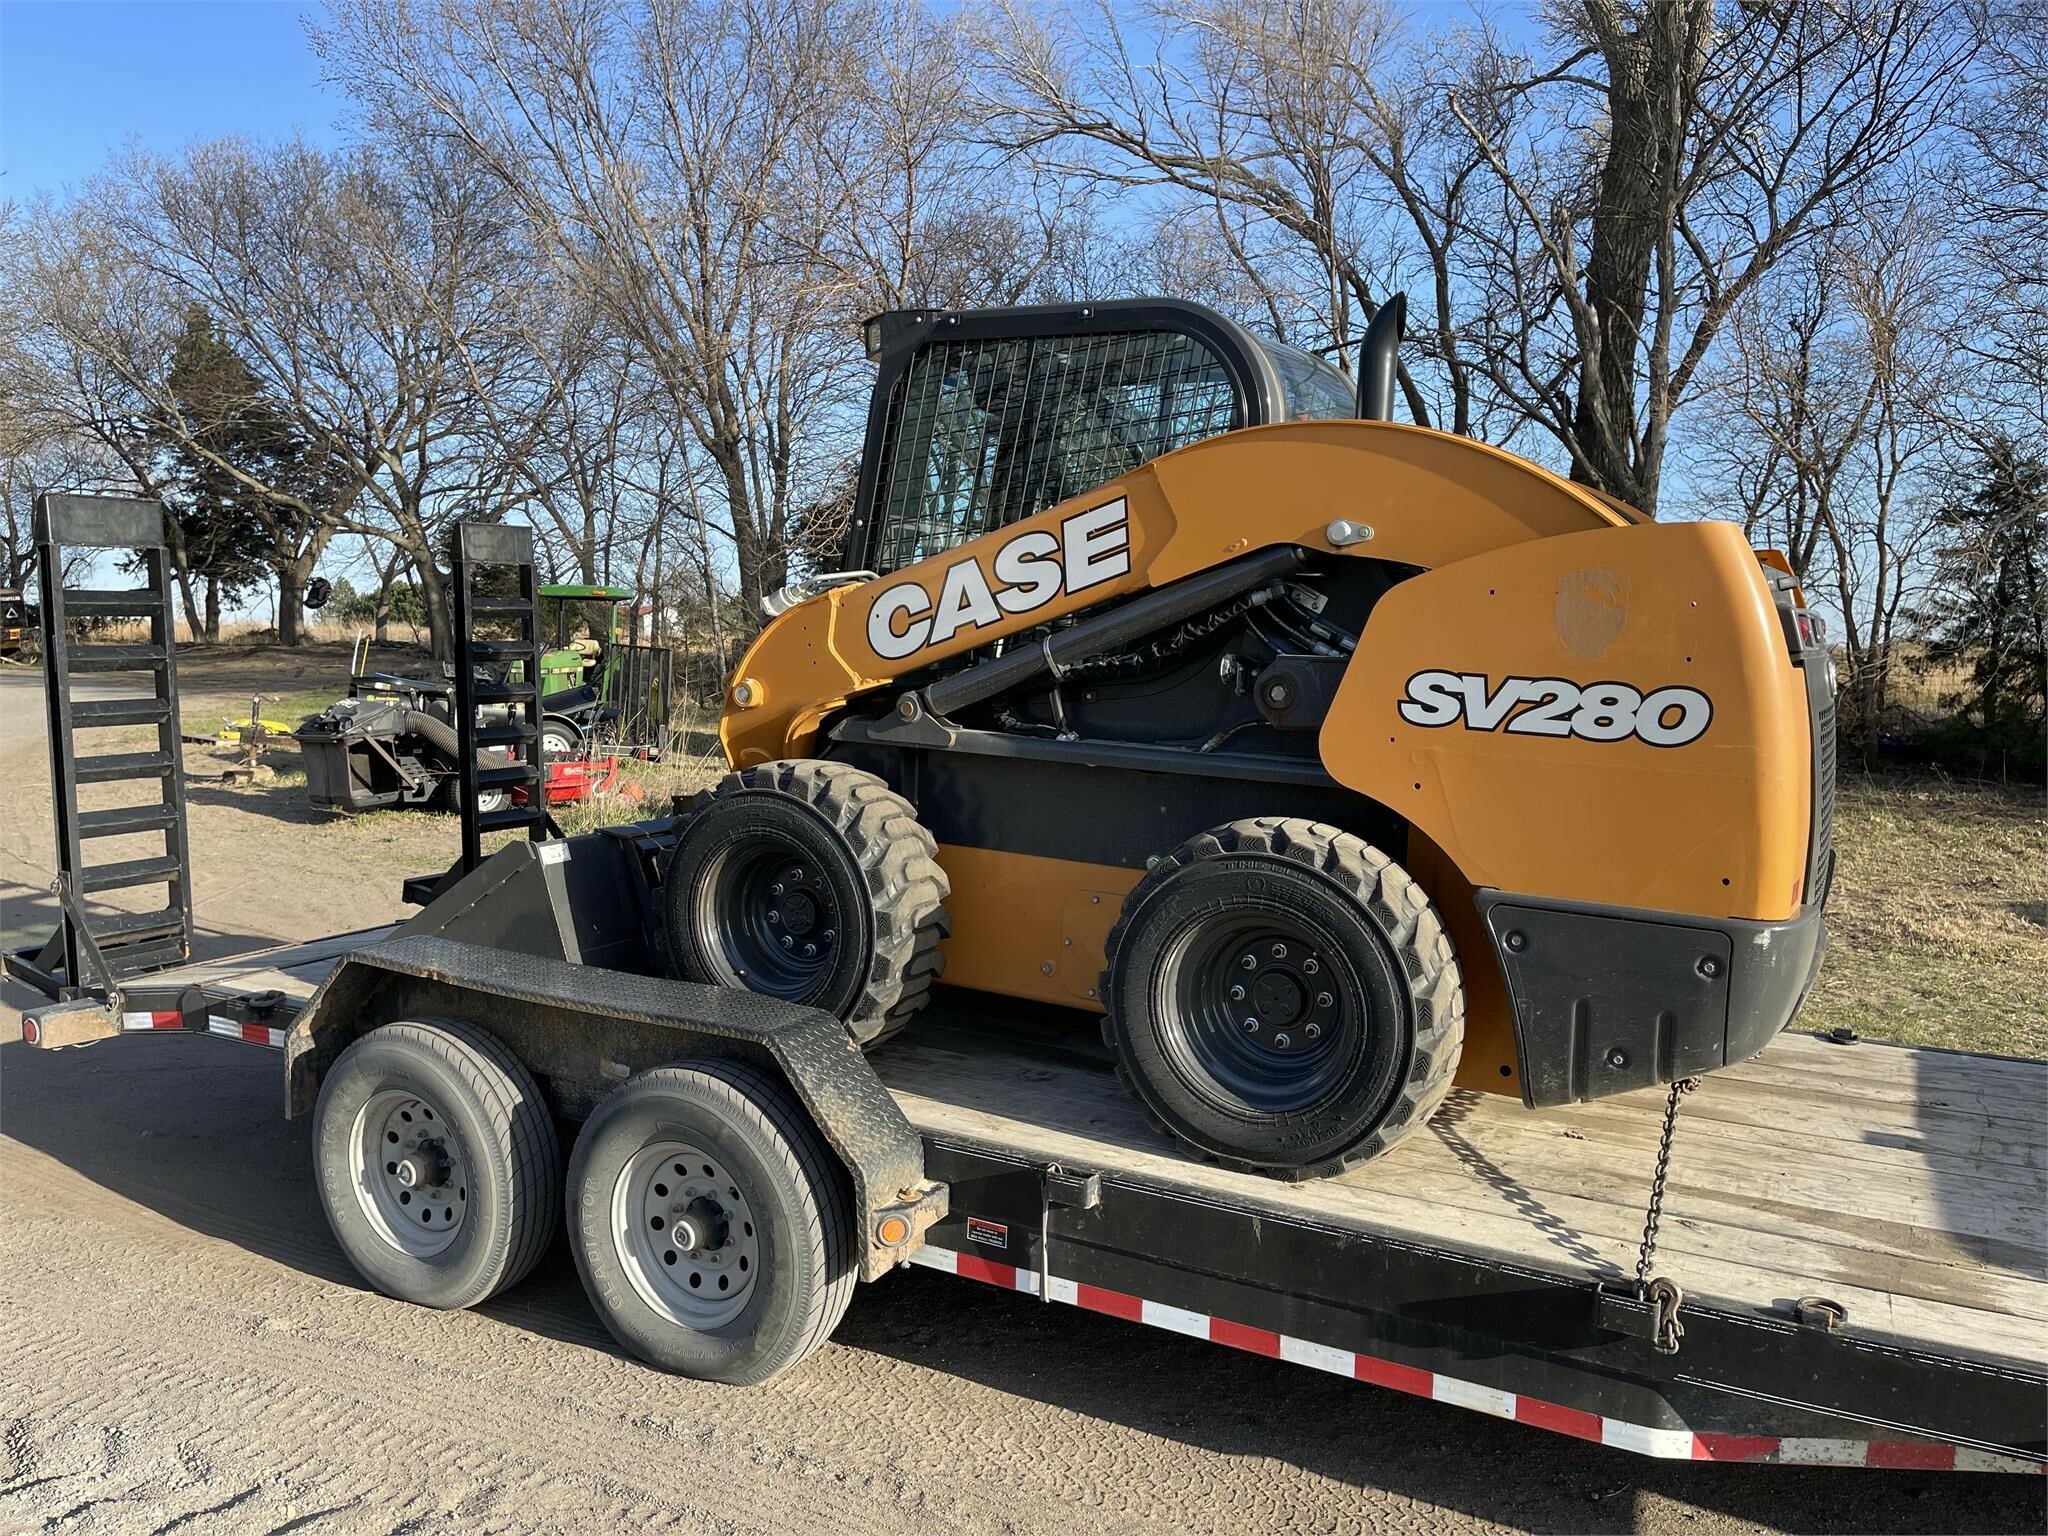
[450,522,557,876]
[5,494,193,999]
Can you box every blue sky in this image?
[0,1,342,199]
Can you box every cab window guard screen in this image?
[870,329,1240,575]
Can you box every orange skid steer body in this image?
[677,299,1832,1175]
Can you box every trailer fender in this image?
[284,935,944,1280]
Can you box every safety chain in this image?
[1635,1075,1703,1354]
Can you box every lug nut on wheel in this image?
[1242,1018,1259,1033]
[1305,1022,1322,1040]
[1271,943,1287,959]
[1229,984,1246,1001]
[1303,958,1319,975]
[1240,955,1257,970]
[1273,1033,1290,1048]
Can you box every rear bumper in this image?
[1476,870,1829,1109]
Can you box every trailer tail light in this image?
[1794,609,1825,649]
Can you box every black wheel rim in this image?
[694,841,843,1001]
[1154,911,1363,1113]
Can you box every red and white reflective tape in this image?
[117,1010,286,1049]
[909,1243,2042,1474]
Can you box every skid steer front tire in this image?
[664,761,949,1047]
[1101,818,1464,1179]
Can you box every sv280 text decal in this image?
[1399,670,1713,747]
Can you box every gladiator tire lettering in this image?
[1399,671,1712,747]
[866,498,1131,660]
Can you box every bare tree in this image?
[1449,0,1975,511]
[15,136,537,653]
[320,0,860,615]
[982,0,1976,511]
[975,0,1501,432]
[1688,189,1960,751]
[1951,0,2048,443]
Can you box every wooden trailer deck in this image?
[94,929,2048,1375]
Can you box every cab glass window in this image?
[870,329,1242,574]
[1261,339,1356,422]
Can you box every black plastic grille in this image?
[870,330,1241,575]
[1807,674,1837,902]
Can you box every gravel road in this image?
[2,654,2039,1536]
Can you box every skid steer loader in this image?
[663,297,1834,1178]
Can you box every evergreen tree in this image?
[1918,442,2047,757]
[156,306,339,643]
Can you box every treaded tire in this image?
[1100,818,1464,1180]
[313,1017,561,1308]
[566,1059,858,1385]
[665,760,949,1046]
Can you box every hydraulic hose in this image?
[922,544,1307,719]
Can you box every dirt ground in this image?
[1,646,2040,1536]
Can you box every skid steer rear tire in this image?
[1100,818,1464,1179]
[664,761,949,1047]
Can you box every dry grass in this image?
[547,712,728,835]
[1803,772,2046,1059]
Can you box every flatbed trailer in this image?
[23,920,2044,1475]
[10,496,2043,1478]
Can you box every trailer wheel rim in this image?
[612,1139,760,1330]
[693,843,842,1001]
[1155,912,1361,1113]
[349,1088,470,1257]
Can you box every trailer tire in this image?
[1101,818,1464,1179]
[313,1017,560,1309]
[566,1060,856,1385]
[665,761,949,1046]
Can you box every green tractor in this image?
[535,584,634,757]
[538,583,632,692]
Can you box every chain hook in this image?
[1633,1075,1703,1354]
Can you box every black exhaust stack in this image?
[1356,293,1407,422]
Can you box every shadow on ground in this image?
[0,1000,2037,1536]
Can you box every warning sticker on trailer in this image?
[965,1218,1008,1250]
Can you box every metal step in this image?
[80,855,183,893]
[477,763,540,789]
[478,806,547,835]
[471,683,536,706]
[71,697,172,729]
[86,906,185,942]
[62,588,167,617]
[467,639,535,658]
[77,803,179,838]
[68,643,168,674]
[74,751,175,784]
[475,721,537,746]
[99,933,189,977]
[467,596,535,615]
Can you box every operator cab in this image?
[845,299,1356,577]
